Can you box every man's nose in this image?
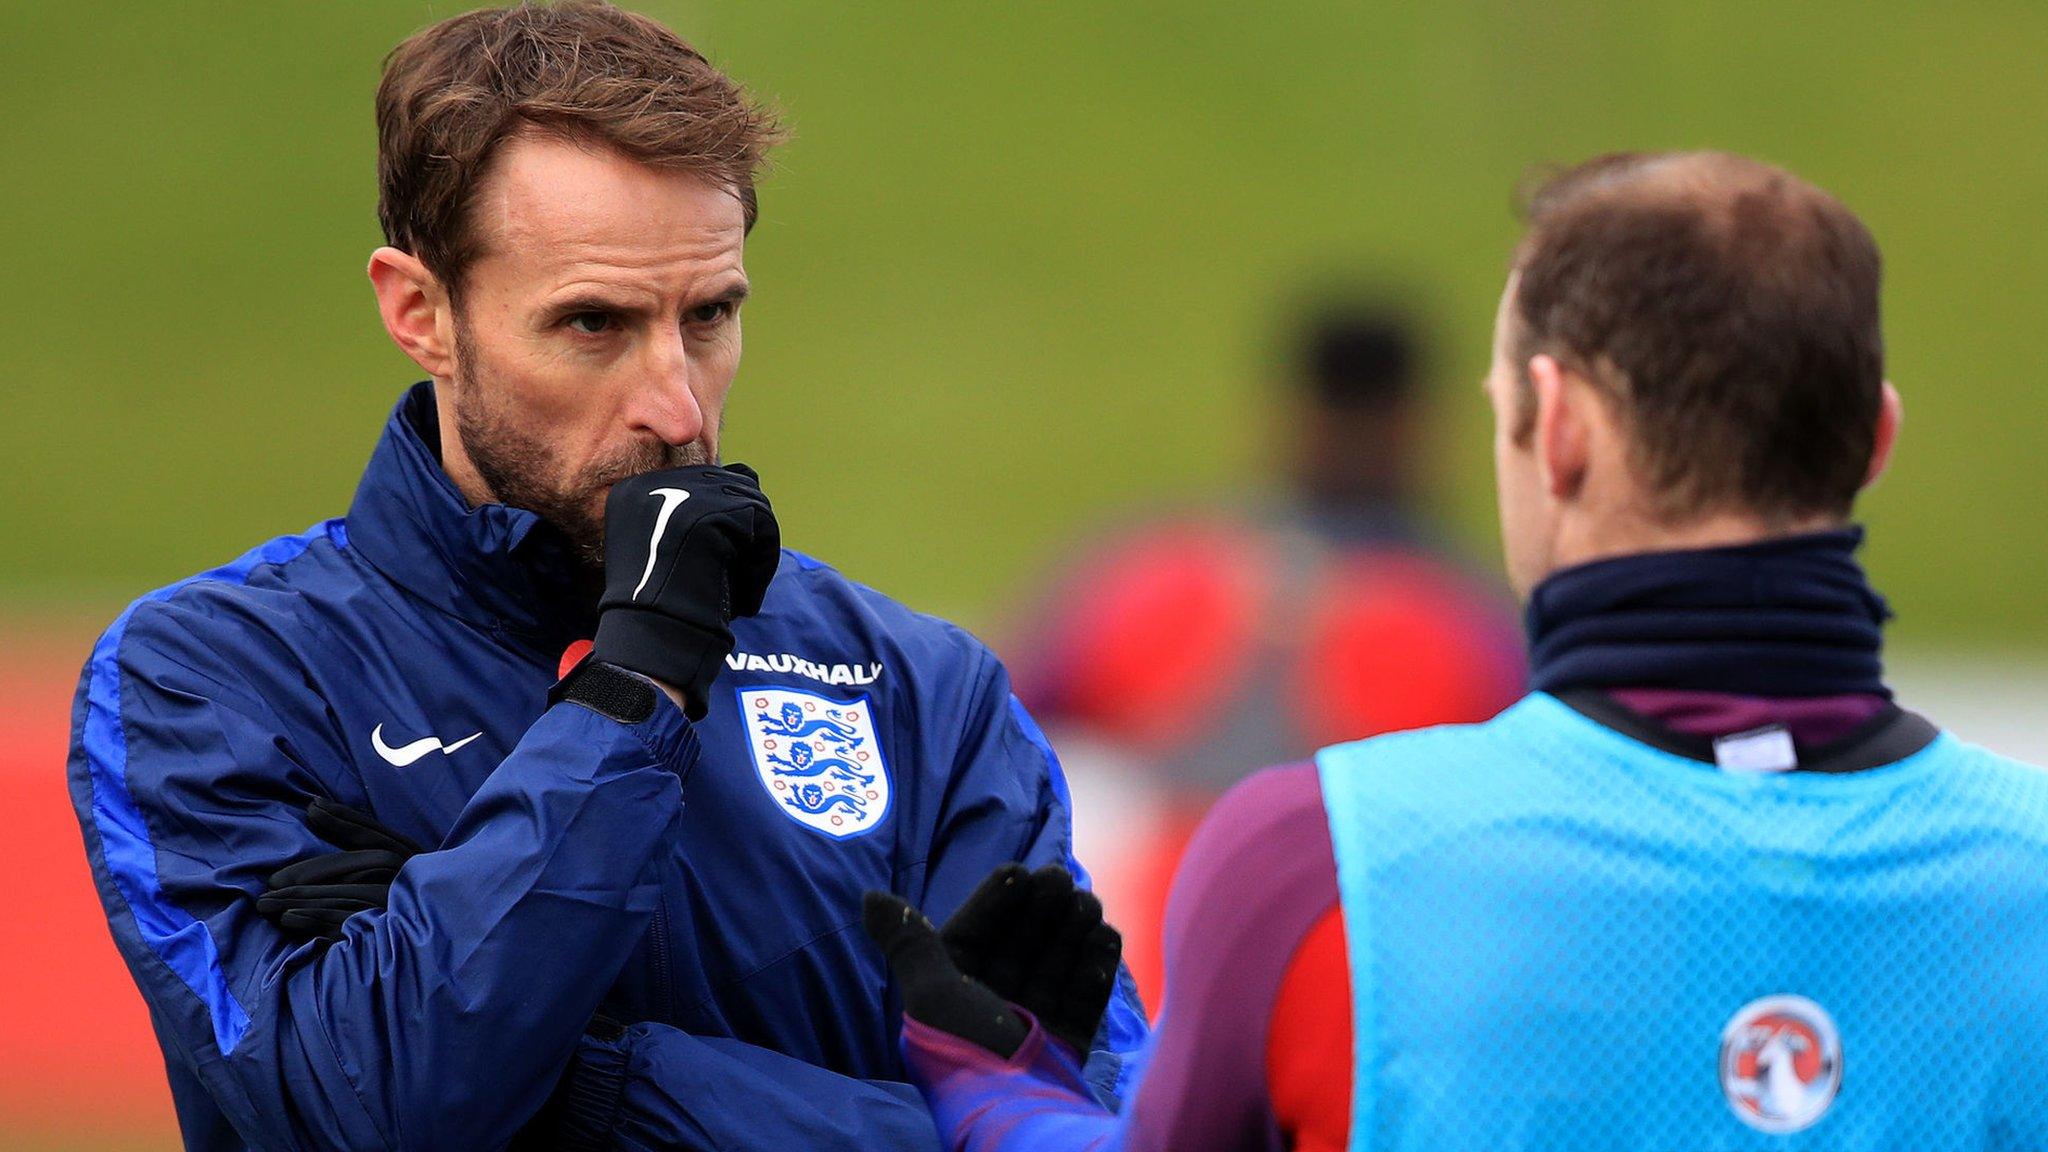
[630,334,706,447]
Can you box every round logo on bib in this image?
[1719,994,1842,1133]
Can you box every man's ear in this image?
[368,247,455,379]
[1863,381,1903,489]
[1529,353,1591,501]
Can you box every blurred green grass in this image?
[3,1,2044,648]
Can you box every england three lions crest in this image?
[739,686,891,839]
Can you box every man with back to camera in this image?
[860,151,2048,1149]
[63,3,1146,1149]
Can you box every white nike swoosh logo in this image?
[371,724,482,768]
[631,487,692,602]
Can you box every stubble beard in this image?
[452,323,711,570]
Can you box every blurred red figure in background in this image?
[1008,298,1525,1003]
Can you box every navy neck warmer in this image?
[1526,527,1891,699]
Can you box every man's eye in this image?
[566,312,614,335]
[687,301,733,325]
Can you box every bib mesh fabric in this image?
[1318,693,2048,1151]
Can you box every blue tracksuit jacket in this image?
[67,383,1148,1151]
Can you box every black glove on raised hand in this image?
[590,464,780,720]
[862,864,1122,1058]
[256,798,423,942]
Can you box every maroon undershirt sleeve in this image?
[1122,761,1339,1152]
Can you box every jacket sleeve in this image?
[917,647,1152,1106]
[537,1021,940,1151]
[69,596,694,1151]
[900,1017,1122,1152]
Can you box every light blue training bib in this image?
[1319,692,2048,1151]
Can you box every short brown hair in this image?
[1509,151,1884,521]
[377,1,781,296]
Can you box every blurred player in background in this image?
[866,151,2048,1150]
[1009,298,1522,999]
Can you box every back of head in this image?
[1284,297,1431,511]
[1297,305,1422,412]
[376,0,782,299]
[1509,151,1884,523]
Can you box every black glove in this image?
[862,864,1122,1058]
[256,798,423,942]
[590,463,780,719]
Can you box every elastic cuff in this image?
[901,1008,1074,1072]
[552,658,658,723]
[626,698,702,783]
[542,667,702,782]
[552,1027,633,1152]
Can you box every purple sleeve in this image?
[900,763,1338,1152]
[903,1017,1121,1152]
[1123,762,1337,1152]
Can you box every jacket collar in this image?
[345,383,595,651]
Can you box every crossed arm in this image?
[73,602,944,1150]
[79,609,1146,1150]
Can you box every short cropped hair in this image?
[376,1,782,297]
[1298,306,1421,410]
[1509,151,1884,521]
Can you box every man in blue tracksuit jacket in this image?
[65,6,1145,1150]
